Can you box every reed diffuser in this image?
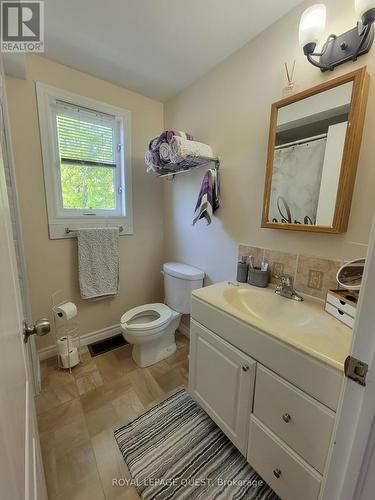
[283,61,297,97]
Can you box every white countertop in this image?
[192,281,353,371]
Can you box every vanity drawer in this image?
[326,291,357,318]
[253,365,335,474]
[325,303,354,329]
[248,416,321,500]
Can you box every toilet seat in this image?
[120,303,172,333]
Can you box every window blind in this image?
[55,101,117,168]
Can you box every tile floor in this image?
[36,332,189,500]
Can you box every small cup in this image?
[247,268,269,288]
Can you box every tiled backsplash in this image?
[238,245,342,300]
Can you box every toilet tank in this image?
[163,262,205,314]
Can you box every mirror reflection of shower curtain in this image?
[269,137,327,224]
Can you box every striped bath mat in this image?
[114,390,278,499]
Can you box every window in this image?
[36,83,132,239]
[56,104,120,214]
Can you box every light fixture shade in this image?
[355,0,375,24]
[299,4,327,49]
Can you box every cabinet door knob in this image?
[282,413,291,423]
[273,468,282,479]
[242,365,250,372]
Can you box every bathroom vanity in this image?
[188,282,352,500]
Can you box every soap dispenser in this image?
[236,256,248,283]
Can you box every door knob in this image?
[282,413,291,423]
[242,365,250,372]
[23,318,51,343]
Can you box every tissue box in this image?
[325,289,358,329]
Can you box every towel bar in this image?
[64,226,123,235]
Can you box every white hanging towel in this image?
[77,228,119,300]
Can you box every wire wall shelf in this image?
[156,156,220,178]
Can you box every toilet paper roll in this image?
[57,335,74,356]
[60,347,80,369]
[54,302,77,321]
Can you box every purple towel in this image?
[149,131,167,152]
[193,169,220,225]
[166,130,193,144]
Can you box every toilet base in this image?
[131,312,181,368]
[132,335,176,368]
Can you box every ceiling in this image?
[43,0,305,102]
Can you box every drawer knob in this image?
[242,365,250,372]
[282,413,291,423]
[273,468,282,479]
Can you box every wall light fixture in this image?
[299,1,375,71]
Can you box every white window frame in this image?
[36,82,133,239]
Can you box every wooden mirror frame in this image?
[261,67,370,234]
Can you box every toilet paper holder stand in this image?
[51,290,81,372]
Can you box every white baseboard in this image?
[177,321,190,339]
[38,323,122,361]
[40,320,189,361]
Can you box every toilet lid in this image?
[120,303,172,332]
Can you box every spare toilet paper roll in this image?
[57,335,74,356]
[60,348,80,369]
[54,302,77,321]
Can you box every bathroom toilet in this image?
[120,262,204,367]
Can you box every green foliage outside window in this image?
[60,165,115,210]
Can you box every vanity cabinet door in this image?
[189,320,256,455]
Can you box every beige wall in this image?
[6,55,164,349]
[164,0,374,285]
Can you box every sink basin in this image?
[223,286,318,334]
[192,281,352,371]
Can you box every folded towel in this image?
[77,228,119,300]
[193,169,220,225]
[149,131,167,152]
[170,136,214,164]
[159,142,171,162]
[145,150,161,172]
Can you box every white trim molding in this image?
[40,320,190,361]
[38,323,122,360]
[177,321,190,339]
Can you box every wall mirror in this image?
[336,258,366,290]
[262,68,369,233]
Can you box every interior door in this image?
[0,109,47,500]
[322,214,375,500]
[0,78,41,395]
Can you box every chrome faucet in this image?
[275,275,304,302]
